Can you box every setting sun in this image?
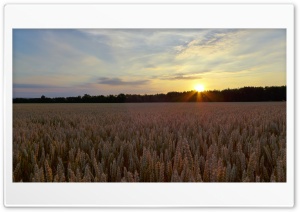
[195,84,205,92]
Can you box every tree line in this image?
[13,86,286,103]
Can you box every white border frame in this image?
[4,4,294,207]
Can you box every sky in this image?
[13,29,286,98]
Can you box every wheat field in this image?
[13,102,286,182]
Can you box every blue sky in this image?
[13,29,286,98]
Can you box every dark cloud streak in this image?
[14,84,56,89]
[152,73,203,81]
[161,75,202,80]
[98,77,149,86]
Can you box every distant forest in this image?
[13,86,286,103]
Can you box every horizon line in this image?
[13,85,286,99]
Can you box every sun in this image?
[195,84,205,92]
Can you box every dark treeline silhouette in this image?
[13,86,286,103]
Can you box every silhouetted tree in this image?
[117,93,126,103]
[13,86,286,103]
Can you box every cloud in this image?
[163,75,202,80]
[98,77,149,86]
[174,29,286,77]
[13,29,286,97]
[153,72,203,81]
[197,29,240,46]
[13,83,57,89]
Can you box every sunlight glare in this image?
[195,84,205,92]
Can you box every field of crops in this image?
[13,102,286,182]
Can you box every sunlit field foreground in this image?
[13,102,286,182]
